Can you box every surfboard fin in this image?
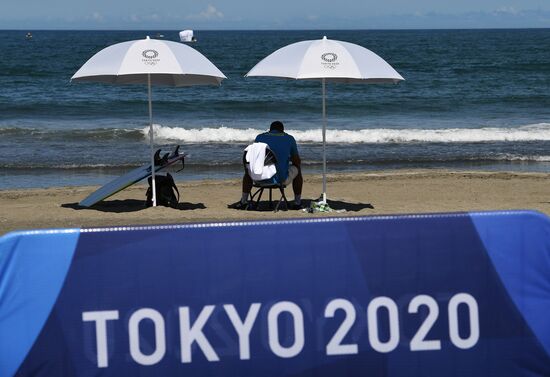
[171,145,180,157]
[176,154,185,172]
[153,149,162,165]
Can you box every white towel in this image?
[244,142,277,181]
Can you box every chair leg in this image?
[274,187,289,212]
[274,197,281,212]
[280,188,289,210]
[255,188,264,208]
[250,188,260,202]
[269,189,273,209]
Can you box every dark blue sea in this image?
[1,29,549,189]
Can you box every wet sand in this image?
[1,169,549,236]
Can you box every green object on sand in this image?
[304,200,333,213]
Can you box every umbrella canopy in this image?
[72,36,224,85]
[246,36,404,203]
[72,36,226,206]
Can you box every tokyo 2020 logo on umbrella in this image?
[321,53,337,62]
[142,49,160,65]
[142,49,159,59]
[321,53,339,69]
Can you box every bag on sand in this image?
[146,173,179,208]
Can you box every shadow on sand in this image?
[326,199,374,212]
[62,200,206,213]
[231,198,374,213]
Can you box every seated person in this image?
[232,120,303,209]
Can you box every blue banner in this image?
[1,211,549,376]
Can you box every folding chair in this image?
[243,147,289,212]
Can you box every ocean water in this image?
[1,29,549,189]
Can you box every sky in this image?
[1,0,550,29]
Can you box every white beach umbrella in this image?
[246,36,404,203]
[72,36,226,206]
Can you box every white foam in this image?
[146,125,262,143]
[492,154,550,162]
[143,123,550,144]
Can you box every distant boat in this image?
[179,30,197,43]
[25,32,32,40]
[155,33,164,38]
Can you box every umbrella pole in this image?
[322,78,327,204]
[148,74,157,207]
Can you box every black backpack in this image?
[146,173,179,208]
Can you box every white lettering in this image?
[179,306,220,363]
[367,297,400,353]
[224,303,261,360]
[448,293,479,349]
[82,310,119,368]
[267,301,305,358]
[128,308,166,365]
[324,298,358,355]
[82,293,481,368]
[408,295,441,351]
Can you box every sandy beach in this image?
[0,169,548,236]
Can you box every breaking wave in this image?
[147,123,550,144]
[2,123,550,145]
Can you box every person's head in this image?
[270,121,284,132]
